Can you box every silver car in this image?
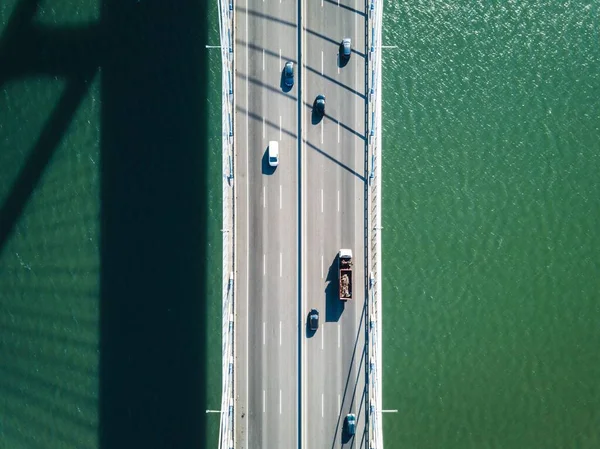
[341,38,351,59]
[284,61,294,87]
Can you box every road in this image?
[234,0,367,446]
[301,0,367,447]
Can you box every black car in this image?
[345,413,356,436]
[283,61,294,87]
[309,309,319,331]
[314,94,326,116]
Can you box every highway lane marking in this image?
[263,117,265,138]
[337,121,340,143]
[321,328,324,349]
[320,121,323,144]
[280,185,283,209]
[322,394,324,417]
[280,389,282,414]
[337,190,340,212]
[338,324,341,347]
[320,189,323,213]
[263,253,266,274]
[263,390,266,413]
[263,322,266,345]
[263,186,266,208]
[321,51,324,75]
[279,116,282,140]
[338,394,341,411]
[262,49,265,71]
[321,255,323,279]
[280,321,282,346]
[245,0,250,444]
[279,49,282,71]
[280,252,283,277]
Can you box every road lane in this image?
[235,0,299,447]
[302,0,367,446]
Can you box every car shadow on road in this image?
[280,70,292,93]
[311,107,324,125]
[262,149,276,175]
[337,48,349,69]
[325,254,344,322]
[305,311,317,338]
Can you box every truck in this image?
[338,249,353,301]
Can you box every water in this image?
[1,1,599,448]
[381,1,600,448]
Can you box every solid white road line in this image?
[338,394,341,411]
[337,122,340,142]
[279,49,282,70]
[263,322,266,345]
[263,185,266,208]
[280,390,282,414]
[279,116,282,140]
[280,185,282,209]
[321,121,323,144]
[338,324,341,347]
[321,189,323,213]
[280,321,282,346]
[263,254,266,275]
[322,394,324,417]
[321,51,323,75]
[337,190,340,212]
[280,252,282,277]
[321,328,324,349]
[245,3,250,446]
[321,255,323,279]
[262,49,265,71]
[263,390,266,413]
[263,117,265,138]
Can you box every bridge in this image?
[216,0,384,447]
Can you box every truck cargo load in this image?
[338,249,353,301]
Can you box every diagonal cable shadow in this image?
[0,72,95,250]
[304,139,365,181]
[323,0,366,17]
[330,297,368,448]
[304,64,366,99]
[0,0,101,251]
[1,2,210,449]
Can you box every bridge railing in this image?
[217,0,235,447]
[367,0,384,447]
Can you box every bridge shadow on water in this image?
[99,1,209,449]
[0,0,211,448]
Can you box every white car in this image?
[268,141,279,167]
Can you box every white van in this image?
[268,141,279,167]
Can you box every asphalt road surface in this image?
[234,0,367,446]
[301,0,367,447]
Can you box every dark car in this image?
[309,309,319,331]
[314,94,326,116]
[345,413,356,436]
[284,61,294,87]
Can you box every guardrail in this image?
[217,0,235,446]
[366,0,383,447]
